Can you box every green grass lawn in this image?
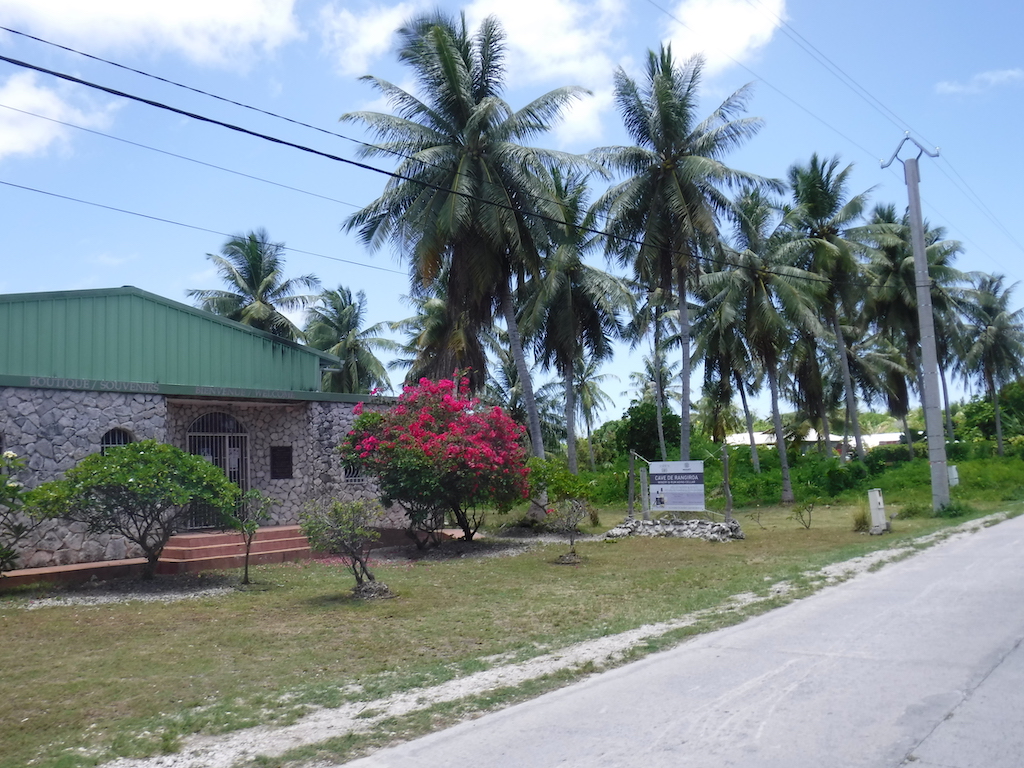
[1,499,1020,768]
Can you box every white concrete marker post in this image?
[868,488,888,535]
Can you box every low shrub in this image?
[895,501,931,519]
[851,506,870,532]
[865,444,913,474]
[945,441,972,462]
[935,500,977,518]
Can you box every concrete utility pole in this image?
[882,135,950,510]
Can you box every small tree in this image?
[30,441,240,579]
[547,499,589,562]
[1,450,35,574]
[529,457,595,562]
[342,376,530,547]
[224,490,275,585]
[300,498,387,596]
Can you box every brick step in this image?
[155,545,311,575]
[0,525,315,589]
[166,525,305,549]
[160,535,310,560]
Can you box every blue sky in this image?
[1,0,1022,424]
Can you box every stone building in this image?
[0,286,393,569]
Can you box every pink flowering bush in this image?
[341,377,529,547]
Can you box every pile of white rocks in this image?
[605,516,745,542]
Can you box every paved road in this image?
[344,514,1024,767]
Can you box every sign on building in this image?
[649,461,705,512]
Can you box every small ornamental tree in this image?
[300,497,387,596]
[341,376,530,546]
[224,490,276,585]
[1,450,35,574]
[30,441,240,579]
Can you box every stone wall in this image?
[0,386,167,567]
[0,388,401,570]
[166,400,312,525]
[308,401,405,528]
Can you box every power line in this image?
[640,0,881,161]
[0,51,971,293]
[0,179,407,275]
[0,24,615,229]
[2,19,960,267]
[0,103,362,210]
[741,0,935,147]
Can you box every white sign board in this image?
[649,461,705,512]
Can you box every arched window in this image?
[100,428,135,455]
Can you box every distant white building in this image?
[726,430,905,451]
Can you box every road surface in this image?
[343,513,1024,767]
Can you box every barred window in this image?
[100,428,135,455]
[343,463,364,484]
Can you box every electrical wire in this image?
[0,51,982,293]
[0,24,585,221]
[0,53,862,290]
[0,179,407,276]
[0,103,362,210]
[658,0,1023,262]
[5,18,988,273]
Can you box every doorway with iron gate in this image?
[187,411,249,528]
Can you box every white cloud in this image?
[550,87,614,149]
[464,0,625,89]
[663,0,784,76]
[0,0,301,67]
[936,69,1024,95]
[319,2,425,77]
[0,73,115,161]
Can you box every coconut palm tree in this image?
[387,280,488,387]
[780,154,871,460]
[304,286,394,394]
[519,170,632,473]
[188,229,320,340]
[483,328,565,452]
[861,203,965,440]
[700,188,824,503]
[341,11,588,459]
[960,274,1024,456]
[594,46,776,461]
[573,354,618,471]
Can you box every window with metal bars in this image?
[100,428,134,455]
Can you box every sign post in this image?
[649,461,705,513]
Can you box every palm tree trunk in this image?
[832,313,865,460]
[652,307,668,461]
[564,365,578,474]
[990,374,1005,457]
[903,413,913,456]
[677,266,692,461]
[586,420,596,472]
[940,365,955,442]
[721,441,733,522]
[500,288,544,459]
[735,371,761,473]
[820,398,833,459]
[768,360,795,504]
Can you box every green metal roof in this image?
[0,286,343,397]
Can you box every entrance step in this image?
[155,525,311,575]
